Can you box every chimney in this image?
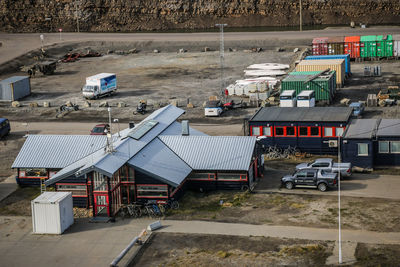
[129,121,135,129]
[181,120,189,136]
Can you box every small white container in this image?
[31,192,74,234]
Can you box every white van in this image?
[82,73,117,99]
[280,90,296,107]
[297,90,316,107]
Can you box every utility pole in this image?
[75,1,80,33]
[299,0,303,32]
[216,24,227,100]
[338,136,342,264]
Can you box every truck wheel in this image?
[318,183,327,192]
[241,185,249,192]
[285,182,294,190]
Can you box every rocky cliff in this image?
[1,0,399,32]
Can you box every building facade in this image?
[13,105,262,217]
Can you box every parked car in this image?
[281,169,338,192]
[90,124,110,135]
[0,118,10,138]
[204,100,223,117]
[349,102,365,117]
[296,158,352,177]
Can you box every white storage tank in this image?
[280,90,297,107]
[297,90,316,107]
[31,192,74,234]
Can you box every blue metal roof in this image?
[159,136,257,171]
[377,119,400,137]
[12,135,107,169]
[0,76,29,85]
[343,119,378,139]
[159,121,208,136]
[128,138,192,187]
[45,105,187,185]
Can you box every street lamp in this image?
[338,134,342,264]
[215,23,227,101]
[114,118,121,137]
[299,0,303,32]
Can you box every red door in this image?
[94,194,109,217]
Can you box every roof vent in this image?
[182,120,190,136]
[129,121,135,129]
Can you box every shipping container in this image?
[327,36,345,55]
[289,71,337,94]
[295,59,345,87]
[0,76,31,101]
[281,71,336,102]
[376,35,393,57]
[31,192,74,234]
[305,54,351,76]
[360,35,377,58]
[394,34,400,57]
[312,37,329,56]
[344,36,361,59]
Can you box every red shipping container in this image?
[344,36,361,59]
[312,37,328,55]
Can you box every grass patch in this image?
[216,250,232,258]
[278,244,325,256]
[290,203,305,209]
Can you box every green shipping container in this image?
[376,35,393,57]
[282,71,336,102]
[360,35,377,58]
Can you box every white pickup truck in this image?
[295,158,352,177]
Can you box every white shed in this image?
[31,192,74,234]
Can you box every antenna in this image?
[216,23,227,101]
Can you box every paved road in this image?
[159,219,400,245]
[257,167,400,200]
[9,121,243,136]
[0,176,17,202]
[1,26,400,65]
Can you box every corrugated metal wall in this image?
[295,59,345,87]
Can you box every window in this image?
[299,127,308,136]
[286,126,296,136]
[189,173,215,180]
[310,127,320,137]
[312,162,330,168]
[335,127,344,137]
[251,126,261,136]
[275,127,284,136]
[93,172,107,191]
[217,173,246,181]
[57,184,87,196]
[379,141,389,153]
[306,171,315,178]
[296,171,307,178]
[19,168,47,178]
[357,143,369,156]
[324,127,333,137]
[391,141,400,153]
[263,126,272,136]
[137,185,168,198]
[128,120,159,140]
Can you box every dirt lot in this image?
[132,233,334,267]
[133,233,400,267]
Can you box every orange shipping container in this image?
[344,36,361,59]
[295,59,346,87]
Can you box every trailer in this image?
[82,73,117,99]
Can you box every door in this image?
[305,171,317,186]
[295,170,308,185]
[94,194,109,217]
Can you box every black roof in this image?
[250,107,353,122]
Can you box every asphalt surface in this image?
[1,26,400,65]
